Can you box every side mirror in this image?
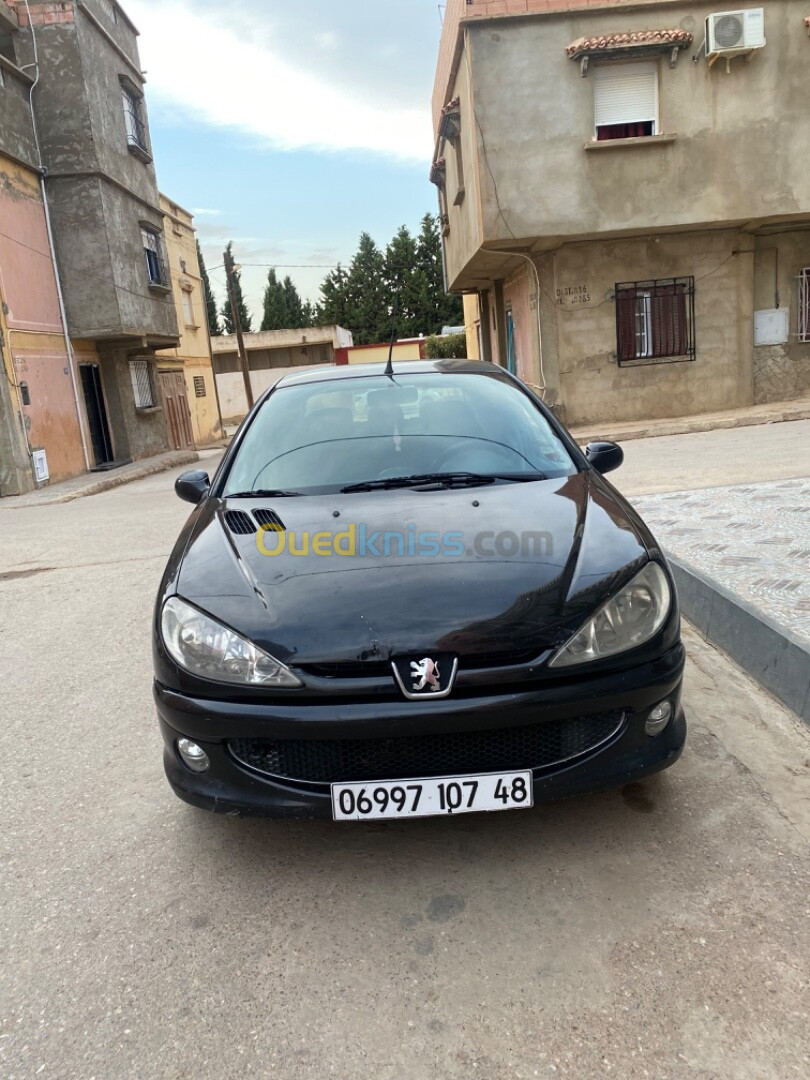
[175,469,210,505]
[585,441,624,475]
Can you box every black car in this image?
[154,360,685,820]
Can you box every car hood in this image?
[174,472,650,666]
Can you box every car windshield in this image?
[222,369,578,496]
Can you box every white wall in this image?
[216,365,333,422]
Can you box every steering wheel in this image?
[432,440,524,473]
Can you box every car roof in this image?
[274,359,508,390]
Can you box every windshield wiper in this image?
[340,471,546,494]
[225,489,302,499]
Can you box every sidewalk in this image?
[571,397,810,445]
[0,449,199,509]
[633,477,810,721]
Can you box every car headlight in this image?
[549,562,671,669]
[161,597,302,687]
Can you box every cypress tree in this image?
[197,240,220,336]
[220,242,253,334]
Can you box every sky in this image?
[126,0,444,320]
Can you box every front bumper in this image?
[155,644,686,819]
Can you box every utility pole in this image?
[224,249,254,410]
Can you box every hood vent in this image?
[224,510,256,536]
[253,508,285,532]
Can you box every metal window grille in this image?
[141,227,168,287]
[122,85,148,154]
[193,376,207,398]
[615,277,696,366]
[799,268,810,343]
[129,360,155,409]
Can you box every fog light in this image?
[177,738,210,773]
[646,701,673,736]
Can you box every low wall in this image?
[215,365,332,422]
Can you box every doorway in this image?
[80,364,114,467]
[158,370,195,451]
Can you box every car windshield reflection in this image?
[223,371,577,496]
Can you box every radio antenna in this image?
[385,295,399,378]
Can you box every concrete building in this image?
[211,326,353,422]
[156,196,222,448]
[335,340,426,365]
[6,0,179,469]
[432,0,810,425]
[0,3,88,494]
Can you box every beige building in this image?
[156,195,222,447]
[432,0,810,425]
[211,326,353,423]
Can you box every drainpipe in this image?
[20,0,92,471]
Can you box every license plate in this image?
[331,771,533,821]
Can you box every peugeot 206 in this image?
[154,360,685,820]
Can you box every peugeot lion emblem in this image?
[411,657,441,693]
[392,654,458,700]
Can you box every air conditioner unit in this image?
[706,8,765,55]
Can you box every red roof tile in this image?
[566,28,694,59]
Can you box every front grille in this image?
[228,712,625,786]
[301,649,543,680]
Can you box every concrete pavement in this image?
[1,434,809,1080]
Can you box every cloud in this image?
[191,208,222,217]
[128,0,432,162]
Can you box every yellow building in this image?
[156,195,222,447]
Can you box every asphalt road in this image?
[1,431,809,1080]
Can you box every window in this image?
[141,226,168,287]
[223,371,578,497]
[121,78,149,157]
[615,278,695,365]
[98,0,118,22]
[799,268,810,343]
[181,287,195,326]
[594,62,658,141]
[129,360,155,409]
[193,376,207,398]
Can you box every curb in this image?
[1,451,199,508]
[669,554,810,723]
[572,405,810,446]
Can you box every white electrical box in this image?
[32,449,49,483]
[753,308,789,346]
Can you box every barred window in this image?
[615,277,696,366]
[799,268,810,343]
[121,79,149,156]
[141,227,168,287]
[193,376,207,398]
[129,360,155,409]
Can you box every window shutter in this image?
[616,291,637,362]
[594,63,658,129]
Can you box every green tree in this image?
[317,262,350,327]
[383,225,419,338]
[220,242,253,334]
[345,233,388,344]
[197,241,220,336]
[261,269,309,331]
[413,213,463,334]
[425,332,467,359]
[260,268,287,331]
